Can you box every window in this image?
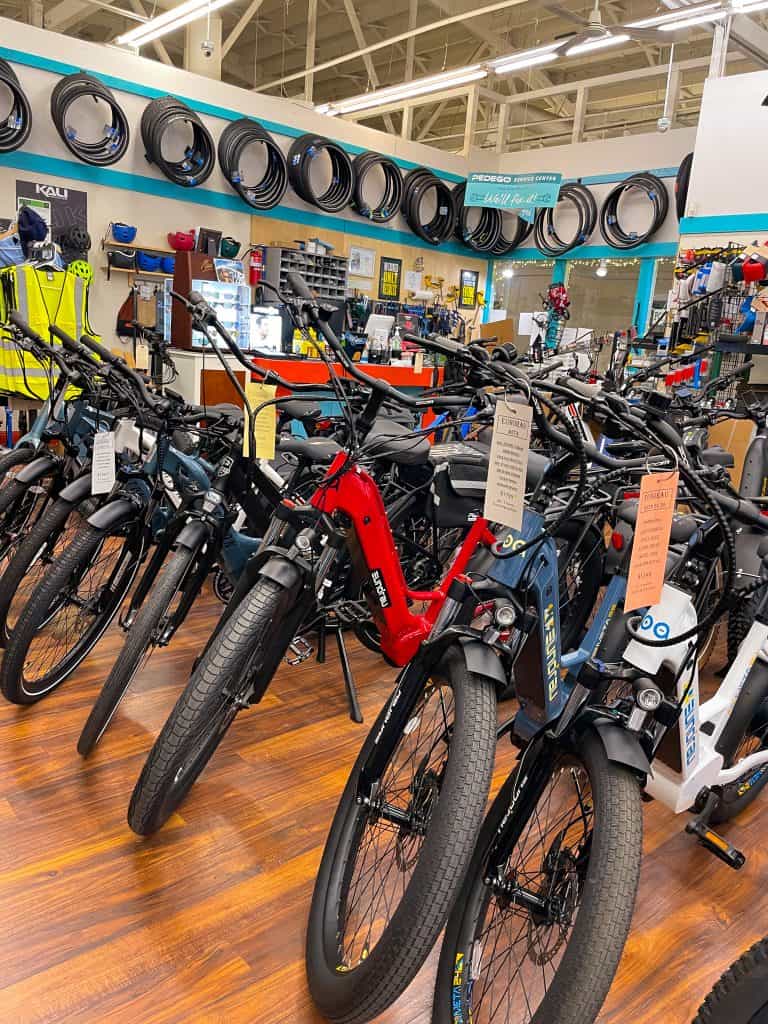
[492,261,555,322]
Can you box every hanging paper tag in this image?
[413,351,424,374]
[243,381,277,459]
[624,470,680,612]
[482,401,532,530]
[134,342,150,370]
[91,431,116,494]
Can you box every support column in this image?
[184,16,222,79]
[405,0,417,80]
[495,103,509,154]
[571,87,587,144]
[305,0,318,102]
[633,258,658,334]
[552,260,568,286]
[401,105,413,139]
[26,0,43,26]
[462,83,480,158]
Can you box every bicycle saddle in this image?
[277,435,342,463]
[700,445,735,469]
[280,399,321,422]
[361,419,430,466]
[616,499,699,543]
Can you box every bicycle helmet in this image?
[111,222,137,244]
[136,251,162,272]
[160,255,175,275]
[167,230,195,251]
[67,260,93,283]
[219,236,240,259]
[59,225,91,266]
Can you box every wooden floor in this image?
[1,595,767,1024]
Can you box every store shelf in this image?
[264,245,348,302]
[101,266,172,279]
[100,239,176,256]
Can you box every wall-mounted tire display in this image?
[676,153,693,221]
[492,211,534,256]
[0,59,32,154]
[287,133,354,213]
[140,96,215,188]
[453,182,502,253]
[599,171,669,249]
[402,167,456,246]
[217,118,288,210]
[50,72,130,167]
[351,151,403,223]
[533,182,597,256]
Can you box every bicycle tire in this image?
[0,446,36,483]
[727,595,758,667]
[0,523,140,704]
[433,731,643,1024]
[0,489,97,642]
[128,574,301,834]
[78,542,199,756]
[306,645,497,1024]
[693,936,768,1024]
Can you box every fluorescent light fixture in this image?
[565,33,630,56]
[627,3,721,27]
[488,42,561,72]
[732,0,768,8]
[116,0,235,46]
[492,52,560,75]
[658,9,727,28]
[316,66,487,116]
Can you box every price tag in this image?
[482,400,532,530]
[91,431,116,494]
[243,381,277,459]
[134,342,150,370]
[413,351,424,374]
[624,470,679,612]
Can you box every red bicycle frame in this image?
[311,452,497,665]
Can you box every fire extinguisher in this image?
[249,247,264,286]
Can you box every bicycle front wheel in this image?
[433,731,642,1024]
[694,937,768,1024]
[0,522,141,703]
[306,645,497,1024]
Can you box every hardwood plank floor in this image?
[0,596,765,1024]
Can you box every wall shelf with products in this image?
[262,246,348,302]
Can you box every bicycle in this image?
[693,935,768,1023]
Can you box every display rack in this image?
[262,246,348,302]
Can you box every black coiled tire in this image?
[351,151,403,223]
[600,171,669,249]
[50,72,129,166]
[217,117,287,210]
[534,181,597,256]
[492,209,534,255]
[0,59,32,153]
[287,133,354,212]
[402,167,456,245]
[453,182,502,253]
[140,96,215,187]
[676,152,693,221]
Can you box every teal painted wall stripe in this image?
[679,213,768,235]
[496,241,677,262]
[565,167,678,186]
[0,45,465,183]
[632,257,657,332]
[482,257,493,324]
[0,148,481,256]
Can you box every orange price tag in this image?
[624,470,679,612]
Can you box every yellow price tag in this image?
[243,381,277,459]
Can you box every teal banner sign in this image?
[465,172,562,211]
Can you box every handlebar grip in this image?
[76,333,121,366]
[286,272,314,301]
[7,311,44,346]
[557,376,601,400]
[402,331,466,359]
[188,290,206,307]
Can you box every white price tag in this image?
[483,401,532,530]
[91,431,117,494]
[134,342,150,370]
[414,351,424,374]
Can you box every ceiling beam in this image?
[222,0,266,57]
[341,0,396,132]
[729,12,768,68]
[259,0,529,91]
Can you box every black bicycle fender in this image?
[175,520,209,551]
[591,721,651,776]
[458,637,509,688]
[259,554,304,590]
[14,453,58,485]
[734,529,764,591]
[58,473,94,505]
[87,497,136,531]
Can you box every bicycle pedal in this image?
[685,820,746,870]
[286,635,314,665]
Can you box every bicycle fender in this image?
[734,529,763,591]
[58,473,94,505]
[87,497,136,531]
[458,637,509,689]
[260,554,304,590]
[175,520,210,552]
[591,721,650,777]
[14,453,59,485]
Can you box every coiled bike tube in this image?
[533,182,597,256]
[287,134,354,213]
[351,151,403,223]
[140,96,215,187]
[50,72,129,166]
[402,167,456,246]
[599,172,669,249]
[0,59,32,154]
[218,118,287,210]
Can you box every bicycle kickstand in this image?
[334,625,363,724]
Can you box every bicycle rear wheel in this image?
[693,937,768,1024]
[306,646,497,1024]
[78,542,201,755]
[433,731,642,1024]
[0,522,141,703]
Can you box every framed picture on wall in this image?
[378,256,402,300]
[459,268,479,309]
[349,245,376,279]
